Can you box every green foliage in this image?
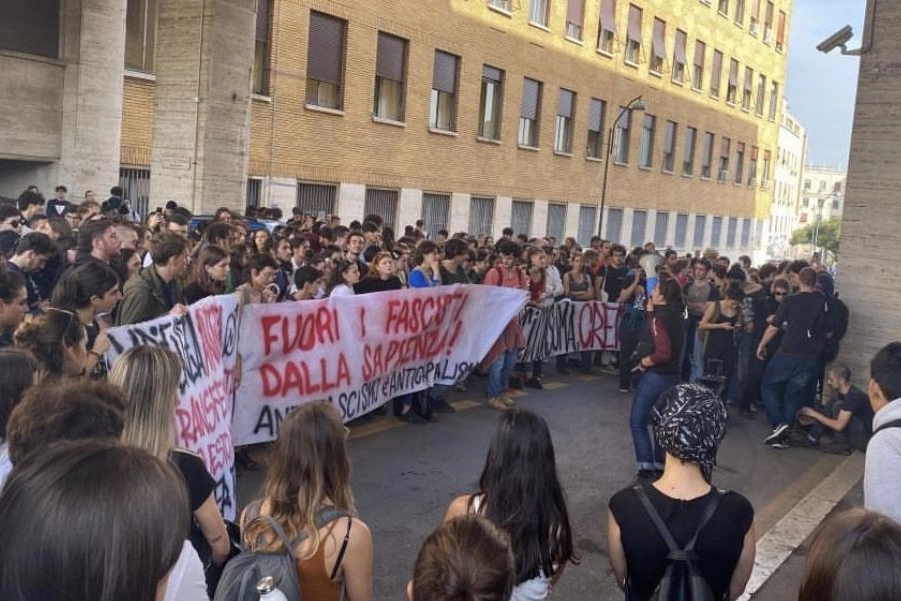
[790,219,841,254]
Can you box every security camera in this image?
[816,25,854,54]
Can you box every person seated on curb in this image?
[795,364,874,453]
[408,515,515,601]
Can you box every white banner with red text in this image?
[233,284,527,445]
[518,300,622,363]
[105,295,241,521]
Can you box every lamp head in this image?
[633,98,647,112]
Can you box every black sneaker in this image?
[525,377,543,389]
[764,423,790,445]
[433,398,456,414]
[509,376,524,390]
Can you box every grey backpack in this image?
[214,501,349,601]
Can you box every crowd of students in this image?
[0,184,899,601]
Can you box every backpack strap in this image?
[873,419,901,436]
[633,486,680,553]
[633,486,723,558]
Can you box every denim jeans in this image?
[689,330,705,384]
[487,350,518,398]
[619,326,642,390]
[761,353,818,427]
[630,371,679,470]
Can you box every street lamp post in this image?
[597,95,647,238]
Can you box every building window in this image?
[768,81,779,120]
[761,150,771,187]
[511,200,534,237]
[734,142,745,184]
[430,50,459,132]
[675,214,688,248]
[598,0,617,54]
[245,178,262,210]
[297,182,337,216]
[654,212,669,247]
[755,74,767,117]
[576,205,596,245]
[662,121,677,173]
[519,78,542,147]
[749,0,760,34]
[748,147,758,186]
[718,0,729,16]
[742,66,753,111]
[638,114,656,168]
[555,88,576,153]
[252,0,272,94]
[606,208,624,242]
[741,218,751,248]
[683,126,697,176]
[672,30,687,83]
[479,65,504,140]
[711,216,723,247]
[718,137,731,182]
[586,98,606,159]
[125,0,157,72]
[727,59,739,104]
[776,10,787,51]
[804,179,811,191]
[488,0,512,11]
[692,40,706,90]
[469,196,495,235]
[548,203,568,241]
[613,108,632,163]
[530,0,549,27]
[701,132,714,178]
[734,0,745,25]
[374,32,407,121]
[364,188,398,230]
[727,217,738,248]
[631,210,648,246]
[694,215,706,248]
[422,193,450,235]
[119,166,151,218]
[625,4,643,65]
[306,11,346,110]
[650,18,666,74]
[566,0,585,40]
[764,1,774,42]
[710,50,723,97]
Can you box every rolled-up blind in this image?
[376,32,406,81]
[432,50,457,93]
[307,12,345,85]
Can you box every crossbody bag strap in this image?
[329,516,353,580]
[633,485,680,553]
[873,419,901,436]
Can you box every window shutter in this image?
[483,65,502,81]
[521,78,541,120]
[376,32,406,81]
[694,40,705,68]
[652,19,666,59]
[588,98,604,132]
[674,30,687,63]
[432,51,457,93]
[601,0,616,31]
[627,5,642,41]
[307,12,345,85]
[728,59,739,86]
[776,11,786,45]
[558,89,574,118]
[567,0,584,23]
[256,0,271,41]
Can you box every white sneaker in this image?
[488,397,508,411]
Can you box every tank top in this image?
[296,518,348,601]
[567,271,591,295]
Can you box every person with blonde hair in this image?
[241,401,373,601]
[110,345,230,591]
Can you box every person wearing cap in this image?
[608,384,756,601]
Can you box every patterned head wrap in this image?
[652,384,728,482]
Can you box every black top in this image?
[610,484,753,601]
[354,276,403,295]
[840,385,875,438]
[772,291,830,359]
[184,282,214,305]
[171,449,216,512]
[603,265,630,301]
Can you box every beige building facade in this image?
[767,101,806,260]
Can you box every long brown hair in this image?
[191,244,229,294]
[244,402,355,559]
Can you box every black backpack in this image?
[827,296,850,341]
[633,485,723,601]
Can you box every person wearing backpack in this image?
[608,384,756,601]
[864,342,901,525]
[223,402,373,601]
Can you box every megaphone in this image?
[639,253,665,297]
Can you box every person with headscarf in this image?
[607,384,756,601]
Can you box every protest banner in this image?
[518,300,622,363]
[105,295,241,520]
[234,284,526,445]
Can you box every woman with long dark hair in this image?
[185,244,230,304]
[629,277,687,480]
[444,409,578,600]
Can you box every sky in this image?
[785,0,868,169]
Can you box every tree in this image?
[790,218,841,255]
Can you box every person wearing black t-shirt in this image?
[609,384,755,601]
[798,364,874,452]
[756,268,832,447]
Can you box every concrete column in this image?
[532,200,549,239]
[564,202,581,241]
[448,192,470,233]
[836,0,901,381]
[57,0,128,197]
[338,183,365,223]
[150,0,255,214]
[398,188,423,229]
[494,196,513,239]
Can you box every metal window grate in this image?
[422,193,450,237]
[741,218,751,247]
[469,196,495,235]
[364,188,398,230]
[511,200,534,237]
[711,216,723,247]
[246,178,262,210]
[547,203,567,242]
[694,215,706,248]
[654,212,669,247]
[297,182,337,218]
[631,210,647,247]
[118,166,150,218]
[727,217,738,248]
[606,208,624,244]
[577,205,596,247]
[675,214,688,248]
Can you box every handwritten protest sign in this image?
[234,285,526,445]
[105,295,241,520]
[519,300,621,363]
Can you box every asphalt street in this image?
[236,368,863,600]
